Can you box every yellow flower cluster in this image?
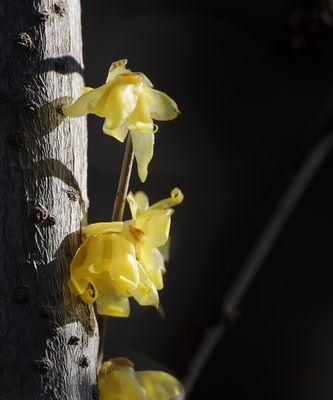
[63,59,180,182]
[65,59,184,398]
[69,188,183,317]
[99,358,183,400]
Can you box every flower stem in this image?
[98,134,134,365]
[112,135,135,222]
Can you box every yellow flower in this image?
[62,59,180,182]
[98,358,183,400]
[69,188,183,317]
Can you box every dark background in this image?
[81,1,333,399]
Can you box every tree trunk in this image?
[0,1,99,399]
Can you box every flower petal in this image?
[95,273,130,317]
[83,235,104,269]
[106,59,129,83]
[81,283,98,304]
[149,188,184,210]
[69,238,92,294]
[127,191,138,219]
[137,213,171,249]
[70,237,89,273]
[99,361,112,377]
[131,132,154,183]
[139,247,165,290]
[147,214,171,248]
[69,276,89,295]
[79,86,94,96]
[107,233,139,290]
[97,75,143,127]
[126,91,157,133]
[62,83,108,117]
[100,370,146,400]
[136,371,183,400]
[130,262,159,307]
[158,238,170,263]
[103,121,128,142]
[127,190,150,219]
[147,88,180,121]
[83,222,123,237]
[134,191,150,212]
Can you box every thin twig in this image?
[183,131,333,397]
[98,134,134,365]
[111,135,135,222]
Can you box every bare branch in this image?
[183,131,333,397]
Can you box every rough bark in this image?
[0,1,99,399]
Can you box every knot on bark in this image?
[34,358,53,373]
[54,2,66,16]
[37,10,49,22]
[15,33,33,50]
[79,355,90,368]
[26,103,38,112]
[56,103,65,115]
[31,206,48,224]
[47,215,58,226]
[63,187,80,202]
[68,336,80,346]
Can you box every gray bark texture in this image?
[0,1,99,399]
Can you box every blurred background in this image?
[81,1,333,399]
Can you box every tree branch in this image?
[183,131,333,397]
[112,135,135,221]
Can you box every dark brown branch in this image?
[183,131,333,397]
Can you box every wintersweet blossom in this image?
[69,188,183,317]
[62,59,180,182]
[99,358,183,400]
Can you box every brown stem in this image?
[98,134,134,365]
[112,135,135,222]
